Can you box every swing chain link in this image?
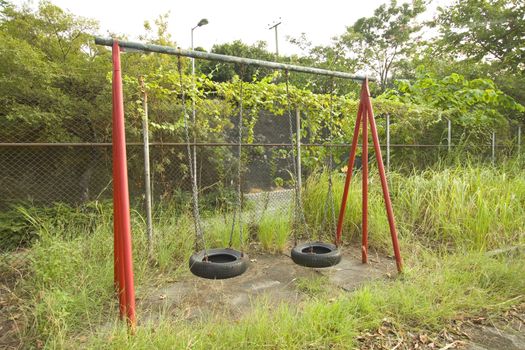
[229,65,246,250]
[284,70,312,244]
[177,57,207,255]
[319,79,337,238]
[328,79,337,234]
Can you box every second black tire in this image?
[291,242,342,268]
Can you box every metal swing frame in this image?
[97,37,403,329]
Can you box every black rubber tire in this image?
[291,242,342,268]
[189,248,248,279]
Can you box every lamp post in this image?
[190,18,208,183]
[191,18,208,71]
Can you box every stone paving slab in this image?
[141,246,396,323]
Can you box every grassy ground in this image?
[1,164,525,349]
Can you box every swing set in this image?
[95,37,403,328]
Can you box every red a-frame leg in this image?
[335,78,403,273]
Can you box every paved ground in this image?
[464,321,525,350]
[140,245,396,323]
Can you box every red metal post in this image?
[111,63,126,319]
[335,100,363,245]
[362,79,403,272]
[112,41,137,327]
[361,86,368,264]
[112,79,119,292]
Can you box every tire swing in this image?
[178,58,248,279]
[284,72,342,268]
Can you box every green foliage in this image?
[339,0,426,89]
[434,0,525,71]
[2,0,523,189]
[383,69,524,145]
[432,0,525,112]
[198,40,276,82]
[386,69,524,119]
[0,1,111,143]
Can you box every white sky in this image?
[14,0,452,55]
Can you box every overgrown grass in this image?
[295,275,330,297]
[4,163,525,348]
[13,205,195,347]
[258,211,290,253]
[83,250,524,349]
[203,216,250,249]
[303,164,525,251]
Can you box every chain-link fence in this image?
[0,105,522,254]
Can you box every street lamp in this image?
[190,18,208,182]
[191,18,208,51]
[191,18,208,78]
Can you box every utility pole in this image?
[268,19,282,56]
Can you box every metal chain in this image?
[327,79,337,234]
[319,80,337,236]
[284,70,311,244]
[229,66,245,250]
[177,57,207,255]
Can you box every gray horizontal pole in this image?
[94,37,373,82]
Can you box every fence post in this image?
[140,77,154,256]
[492,131,496,165]
[296,107,302,191]
[386,113,390,172]
[447,118,452,152]
[518,125,521,155]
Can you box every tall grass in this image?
[15,205,195,347]
[303,164,525,251]
[5,163,525,348]
[203,216,250,249]
[258,211,290,253]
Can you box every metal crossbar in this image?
[94,37,373,82]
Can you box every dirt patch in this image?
[139,245,396,323]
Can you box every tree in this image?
[432,0,525,105]
[339,0,426,90]
[434,0,525,71]
[383,67,525,142]
[198,40,275,82]
[288,34,360,95]
[0,0,110,143]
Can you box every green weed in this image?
[258,211,290,253]
[295,275,330,297]
[303,165,525,252]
